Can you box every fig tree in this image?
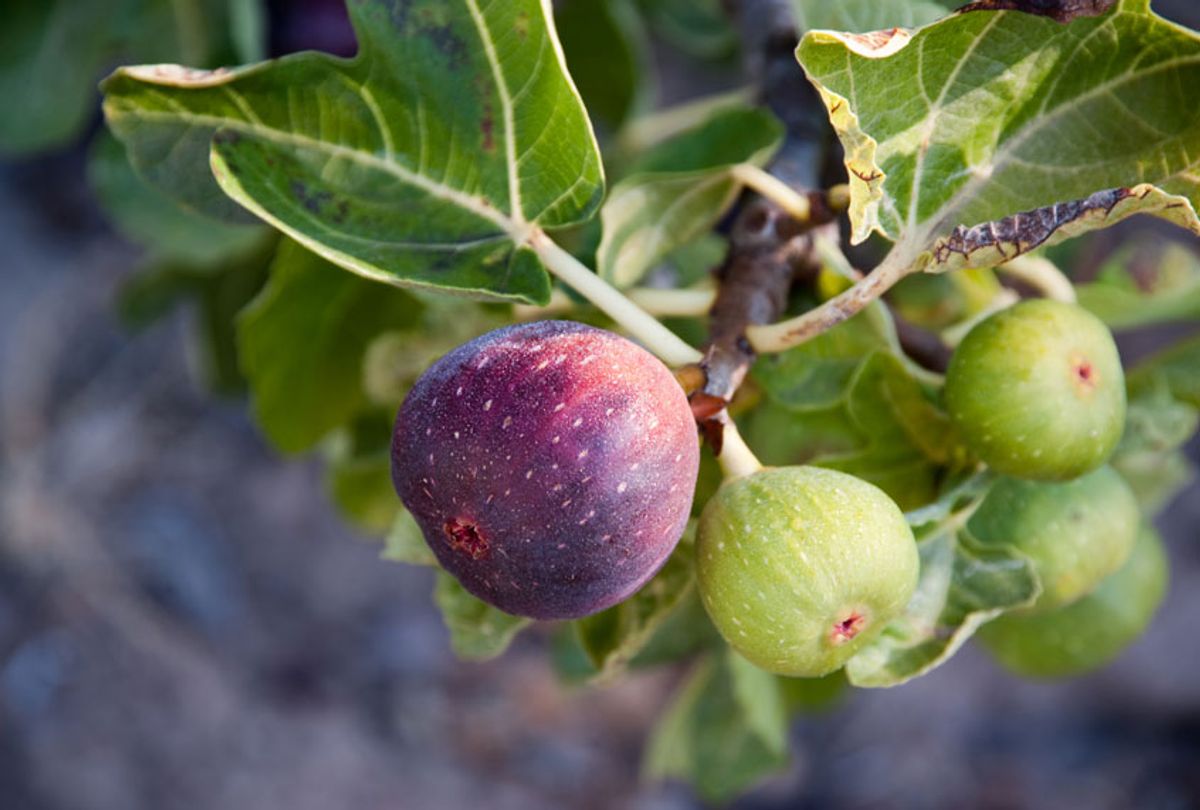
[696,466,918,677]
[967,466,1139,613]
[944,299,1125,480]
[391,320,700,620]
[976,524,1168,678]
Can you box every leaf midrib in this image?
[110,91,525,239]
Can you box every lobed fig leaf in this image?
[102,0,605,305]
[797,0,1200,264]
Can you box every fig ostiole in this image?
[944,299,1125,481]
[976,524,1168,678]
[696,466,918,678]
[391,320,700,620]
[967,466,1140,614]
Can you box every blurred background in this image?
[1,1,1198,808]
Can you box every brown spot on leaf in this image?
[290,180,334,214]
[955,0,1115,23]
[481,100,495,152]
[444,518,489,560]
[932,187,1134,268]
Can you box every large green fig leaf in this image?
[845,477,1042,687]
[238,239,423,453]
[434,572,531,660]
[102,0,605,305]
[596,107,783,288]
[644,653,788,804]
[798,0,1200,267]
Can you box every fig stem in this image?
[996,255,1077,303]
[717,419,763,480]
[529,229,703,366]
[746,244,919,353]
[730,163,814,222]
[514,285,717,320]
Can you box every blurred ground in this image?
[3,3,1200,808]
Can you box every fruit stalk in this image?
[716,419,763,480]
[529,229,702,367]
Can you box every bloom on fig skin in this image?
[944,299,1125,481]
[968,466,1139,614]
[391,321,700,620]
[696,466,918,677]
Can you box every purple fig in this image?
[391,321,700,619]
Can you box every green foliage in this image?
[573,526,698,680]
[239,240,424,453]
[556,0,649,132]
[90,131,266,264]
[597,106,783,288]
[1,0,256,155]
[433,572,531,660]
[644,652,789,804]
[1076,241,1200,329]
[102,0,605,304]
[798,0,1200,260]
[753,342,958,511]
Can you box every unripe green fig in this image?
[976,524,1168,678]
[696,467,918,677]
[945,299,1125,480]
[967,466,1139,613]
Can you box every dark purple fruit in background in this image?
[391,321,700,619]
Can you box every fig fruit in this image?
[391,320,699,619]
[967,466,1139,613]
[696,466,918,677]
[944,299,1125,480]
[976,524,1168,678]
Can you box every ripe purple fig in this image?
[391,320,700,619]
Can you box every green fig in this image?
[696,466,918,677]
[976,525,1168,678]
[968,467,1140,613]
[945,299,1125,481]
